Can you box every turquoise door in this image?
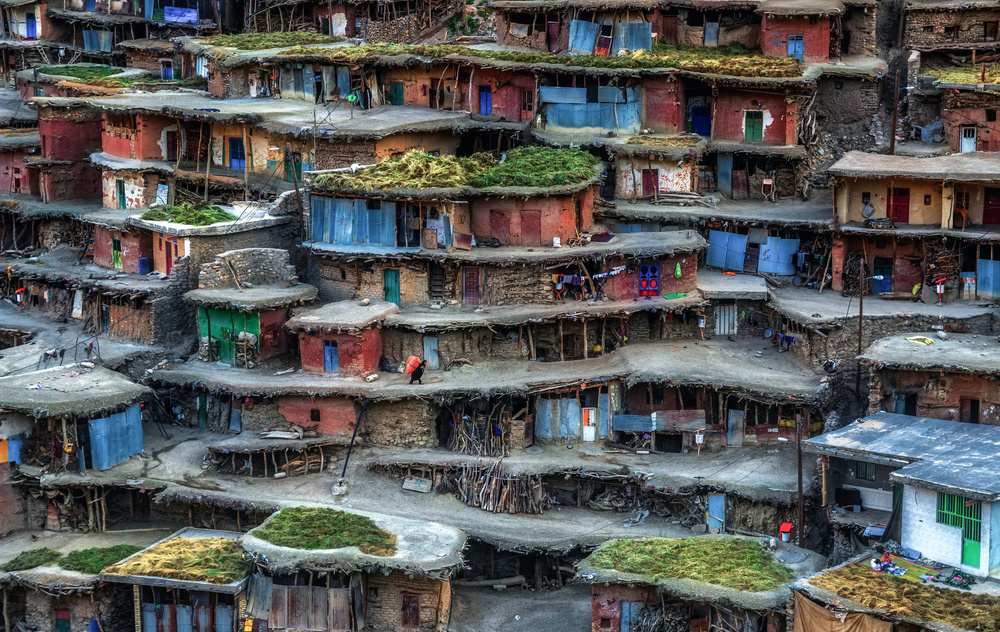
[788,35,804,61]
[708,494,725,530]
[621,602,643,632]
[384,269,401,306]
[324,340,339,372]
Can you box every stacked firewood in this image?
[455,459,544,514]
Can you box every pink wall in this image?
[259,309,290,360]
[471,189,594,246]
[642,77,684,134]
[278,395,357,436]
[761,14,831,62]
[713,90,792,145]
[92,226,152,273]
[40,113,102,161]
[298,329,382,376]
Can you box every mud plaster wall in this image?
[0,463,26,536]
[210,123,270,174]
[830,235,924,295]
[941,91,1000,153]
[761,14,831,63]
[873,369,1000,424]
[616,158,693,197]
[712,90,792,145]
[101,169,159,210]
[641,76,684,133]
[590,584,658,632]
[40,162,102,202]
[841,6,877,57]
[675,9,762,48]
[310,259,430,305]
[837,178,945,225]
[38,108,102,161]
[23,587,132,632]
[93,225,153,273]
[365,572,449,632]
[813,77,879,139]
[278,394,357,436]
[471,190,594,246]
[298,328,381,376]
[364,399,438,447]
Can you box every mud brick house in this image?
[239,508,465,632]
[607,136,706,198]
[861,333,1000,423]
[490,0,657,55]
[17,64,150,99]
[757,0,841,63]
[576,537,825,632]
[0,364,149,473]
[805,412,1000,576]
[187,248,317,367]
[660,1,762,49]
[99,528,250,632]
[285,300,398,376]
[34,101,102,203]
[903,0,1000,53]
[939,85,1000,154]
[0,129,39,196]
[119,38,182,78]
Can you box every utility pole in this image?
[856,261,865,398]
[889,69,901,155]
[796,412,804,547]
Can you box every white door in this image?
[715,304,737,335]
[961,127,977,153]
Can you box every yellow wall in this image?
[841,178,944,226]
[956,183,989,225]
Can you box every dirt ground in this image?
[449,583,592,632]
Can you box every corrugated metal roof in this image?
[804,412,1000,500]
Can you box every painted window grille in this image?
[639,264,659,297]
[854,461,876,482]
[936,492,982,542]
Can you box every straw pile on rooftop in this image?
[141,202,238,226]
[809,563,1000,632]
[312,147,598,192]
[589,538,792,592]
[277,43,800,77]
[59,545,142,575]
[103,538,249,585]
[253,507,397,556]
[625,136,702,147]
[2,548,61,572]
[202,33,344,50]
[922,63,1000,85]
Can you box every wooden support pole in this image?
[582,319,588,359]
[558,319,564,361]
[203,122,213,201]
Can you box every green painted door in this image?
[963,537,981,568]
[938,492,981,568]
[116,178,126,209]
[198,392,207,429]
[744,110,763,143]
[390,81,404,105]
[384,269,401,306]
[111,237,123,270]
[198,307,260,362]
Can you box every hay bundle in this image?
[253,507,397,556]
[624,136,702,147]
[313,151,494,192]
[470,146,599,188]
[141,202,238,226]
[103,538,249,585]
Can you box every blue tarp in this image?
[706,230,748,271]
[535,397,581,439]
[621,22,652,52]
[758,236,800,275]
[311,196,395,246]
[82,30,113,52]
[596,86,637,104]
[568,20,599,55]
[546,101,641,134]
[539,86,587,104]
[163,6,198,23]
[88,403,143,471]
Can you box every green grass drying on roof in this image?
[469,146,599,187]
[58,544,143,575]
[922,62,1000,85]
[103,537,249,585]
[203,32,345,50]
[38,65,123,80]
[2,548,62,572]
[254,507,397,556]
[312,147,598,192]
[588,538,792,592]
[140,201,238,226]
[277,42,800,77]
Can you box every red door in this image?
[984,188,1000,225]
[662,15,678,43]
[888,188,910,223]
[165,241,173,275]
[489,210,510,243]
[547,21,560,53]
[641,169,658,197]
[463,266,481,305]
[521,210,541,245]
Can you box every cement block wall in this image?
[900,485,994,577]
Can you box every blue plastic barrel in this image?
[137,257,150,275]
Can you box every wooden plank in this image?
[329,588,351,631]
[269,585,287,629]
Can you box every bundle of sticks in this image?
[447,407,510,457]
[455,459,543,514]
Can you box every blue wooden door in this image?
[423,335,439,370]
[708,493,725,530]
[704,21,719,46]
[621,602,643,632]
[323,340,339,372]
[788,35,804,60]
[691,105,711,136]
[384,269,401,305]
[978,259,1000,299]
[228,137,246,170]
[479,86,492,115]
[717,153,733,198]
[25,13,36,38]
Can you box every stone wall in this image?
[197,248,297,289]
[0,463,25,536]
[814,77,880,140]
[314,139,378,169]
[483,264,552,306]
[22,586,132,632]
[903,8,1000,50]
[841,6,877,57]
[364,399,438,447]
[365,571,449,632]
[184,223,301,290]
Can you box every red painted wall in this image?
[761,14,831,63]
[471,189,595,246]
[278,395,357,436]
[298,329,382,376]
[602,255,698,301]
[943,108,1000,152]
[590,585,657,632]
[713,89,790,145]
[92,226,153,273]
[40,114,102,161]
[0,151,38,196]
[259,309,290,360]
[642,77,684,134]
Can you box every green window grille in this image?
[937,492,981,542]
[854,461,876,482]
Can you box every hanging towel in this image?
[674,262,682,278]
